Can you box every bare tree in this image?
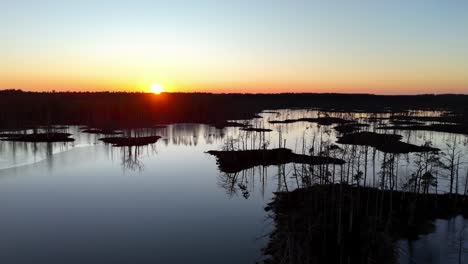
[441,136,464,195]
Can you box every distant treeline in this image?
[1,89,468,129]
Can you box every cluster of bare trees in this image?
[218,126,468,197]
[442,136,466,195]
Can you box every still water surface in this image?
[0,110,467,263]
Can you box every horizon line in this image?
[1,89,468,96]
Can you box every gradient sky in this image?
[1,0,468,94]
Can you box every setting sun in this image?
[150,84,164,94]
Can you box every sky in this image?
[1,0,468,94]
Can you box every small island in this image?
[99,136,161,147]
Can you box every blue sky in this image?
[1,0,468,93]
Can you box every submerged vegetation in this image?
[240,127,273,132]
[334,123,370,134]
[100,136,161,147]
[0,132,74,142]
[337,132,439,153]
[377,124,468,135]
[82,128,124,135]
[207,148,344,173]
[269,117,352,125]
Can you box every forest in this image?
[1,90,468,130]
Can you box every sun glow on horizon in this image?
[1,1,468,95]
[150,83,164,94]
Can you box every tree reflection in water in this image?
[218,167,269,199]
[120,145,155,172]
[209,110,468,263]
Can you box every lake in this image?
[1,109,467,263]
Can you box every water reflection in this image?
[0,109,468,264]
[398,216,468,264]
[0,123,225,172]
[218,167,270,199]
[213,160,468,263]
[119,145,157,172]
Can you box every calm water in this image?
[0,109,467,263]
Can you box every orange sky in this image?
[1,1,468,94]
